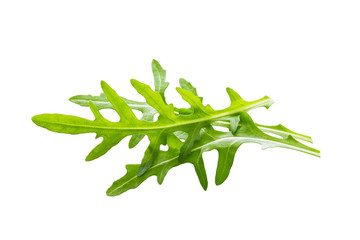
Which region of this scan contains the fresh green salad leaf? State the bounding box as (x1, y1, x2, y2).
(32, 60, 319, 196)
(106, 112, 319, 195)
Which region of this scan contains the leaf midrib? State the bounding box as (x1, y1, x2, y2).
(42, 98, 273, 132)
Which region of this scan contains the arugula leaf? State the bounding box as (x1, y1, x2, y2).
(32, 60, 319, 196)
(33, 79, 272, 169)
(70, 78, 311, 143)
(106, 112, 319, 196)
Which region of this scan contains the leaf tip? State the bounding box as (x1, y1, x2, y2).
(179, 78, 189, 87)
(226, 87, 243, 103)
(215, 178, 223, 186)
(130, 78, 141, 87)
(106, 188, 117, 197)
(100, 80, 111, 93)
(68, 96, 76, 102)
(175, 87, 186, 95)
(31, 114, 46, 127)
(313, 148, 321, 158)
(225, 87, 236, 94)
(128, 142, 136, 149)
(264, 96, 275, 109)
(31, 115, 38, 124)
(157, 176, 164, 185)
(85, 154, 96, 162)
(152, 59, 165, 72)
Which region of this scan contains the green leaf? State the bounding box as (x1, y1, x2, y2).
(70, 93, 310, 143)
(33, 79, 272, 169)
(33, 60, 320, 197)
(152, 59, 169, 103)
(69, 77, 285, 145)
(106, 112, 319, 196)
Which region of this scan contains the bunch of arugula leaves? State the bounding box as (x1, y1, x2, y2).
(32, 60, 320, 196)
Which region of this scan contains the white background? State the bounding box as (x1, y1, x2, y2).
(1, 1, 359, 239)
